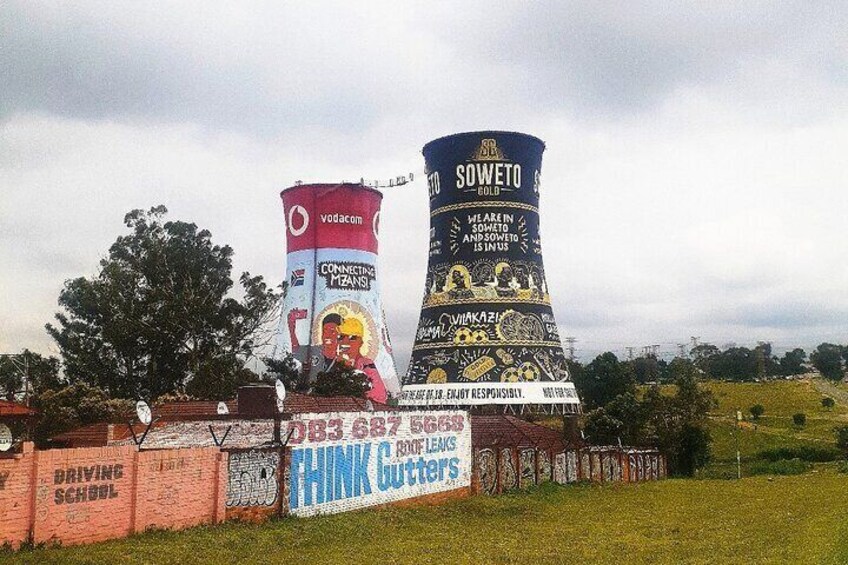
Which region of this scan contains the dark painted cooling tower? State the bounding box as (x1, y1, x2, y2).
(401, 132, 580, 413)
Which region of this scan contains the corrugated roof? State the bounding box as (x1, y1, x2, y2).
(0, 399, 36, 418)
(470, 415, 569, 451)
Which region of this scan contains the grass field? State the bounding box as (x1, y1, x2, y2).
(699, 379, 848, 476)
(5, 468, 848, 565)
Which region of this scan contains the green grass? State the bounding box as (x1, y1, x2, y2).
(704, 379, 847, 419)
(699, 379, 848, 477)
(5, 470, 848, 564)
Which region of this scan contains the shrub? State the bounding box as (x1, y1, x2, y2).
(834, 425, 848, 453)
(748, 459, 810, 476)
(822, 397, 836, 409)
(749, 404, 765, 420)
(792, 413, 806, 427)
(757, 446, 841, 463)
(837, 460, 848, 474)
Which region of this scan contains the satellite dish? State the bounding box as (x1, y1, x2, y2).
(275, 379, 287, 413)
(136, 400, 152, 425)
(217, 401, 229, 416)
(0, 423, 12, 452)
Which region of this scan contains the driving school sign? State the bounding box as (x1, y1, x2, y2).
(286, 410, 471, 516)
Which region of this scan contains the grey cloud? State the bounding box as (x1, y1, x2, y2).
(432, 1, 847, 118)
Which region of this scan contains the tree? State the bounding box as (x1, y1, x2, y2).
(822, 397, 836, 410)
(573, 352, 634, 410)
(262, 354, 307, 393)
(792, 413, 806, 427)
(31, 383, 134, 447)
(46, 206, 280, 400)
(779, 348, 807, 376)
(584, 391, 645, 445)
(312, 364, 371, 398)
(642, 366, 716, 476)
(626, 355, 661, 384)
(750, 404, 765, 420)
(0, 349, 62, 401)
(691, 344, 720, 375)
(811, 343, 845, 382)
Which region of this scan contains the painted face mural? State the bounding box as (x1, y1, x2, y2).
(401, 132, 582, 411)
(277, 183, 399, 403)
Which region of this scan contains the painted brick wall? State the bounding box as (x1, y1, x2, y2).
(112, 420, 275, 450)
(32, 445, 137, 546)
(224, 448, 283, 523)
(0, 444, 228, 548)
(472, 446, 667, 495)
(0, 444, 35, 548)
(134, 448, 227, 532)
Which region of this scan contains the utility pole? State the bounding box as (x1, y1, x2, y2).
(564, 337, 577, 361)
(626, 347, 635, 361)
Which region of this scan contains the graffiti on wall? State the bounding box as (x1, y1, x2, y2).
(52, 464, 123, 505)
(519, 449, 535, 487)
(499, 448, 517, 491)
(538, 451, 551, 483)
(227, 451, 280, 508)
(476, 449, 497, 495)
(287, 411, 471, 517)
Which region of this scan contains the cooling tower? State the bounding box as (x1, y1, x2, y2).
(279, 183, 399, 403)
(401, 132, 580, 413)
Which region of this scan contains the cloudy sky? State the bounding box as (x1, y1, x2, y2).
(2, 1, 846, 367)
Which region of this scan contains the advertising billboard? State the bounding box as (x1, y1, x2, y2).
(279, 183, 400, 403)
(401, 132, 580, 411)
(286, 410, 472, 516)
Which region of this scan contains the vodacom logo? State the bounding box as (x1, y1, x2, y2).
(372, 211, 380, 239)
(288, 205, 309, 237)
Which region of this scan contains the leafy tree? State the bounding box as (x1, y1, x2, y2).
(779, 348, 807, 376)
(710, 347, 758, 382)
(822, 397, 835, 410)
(811, 343, 845, 382)
(0, 349, 62, 401)
(792, 413, 806, 427)
(185, 356, 260, 400)
(626, 355, 661, 384)
(573, 352, 634, 410)
(691, 344, 720, 375)
(31, 383, 134, 447)
(584, 391, 645, 445)
(750, 404, 765, 420)
(583, 409, 625, 446)
(642, 366, 716, 476)
(262, 353, 308, 393)
(46, 206, 280, 400)
(312, 364, 371, 398)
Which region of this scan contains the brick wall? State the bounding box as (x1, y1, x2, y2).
(133, 448, 227, 533)
(33, 445, 138, 546)
(224, 448, 283, 522)
(0, 443, 35, 549)
(0, 443, 227, 548)
(472, 446, 666, 495)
